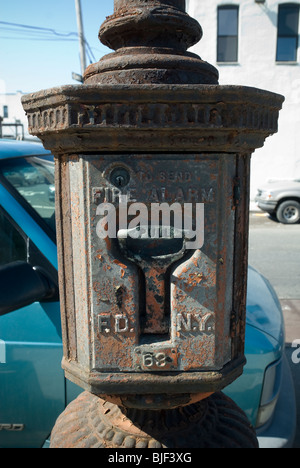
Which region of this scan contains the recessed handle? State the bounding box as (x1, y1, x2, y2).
(117, 225, 187, 268)
(117, 226, 188, 335)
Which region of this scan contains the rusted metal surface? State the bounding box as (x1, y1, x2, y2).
(87, 155, 234, 375)
(21, 0, 284, 398)
(48, 151, 247, 395)
(22, 0, 283, 448)
(34, 145, 273, 398)
(84, 0, 218, 85)
(22, 84, 283, 155)
(50, 391, 259, 448)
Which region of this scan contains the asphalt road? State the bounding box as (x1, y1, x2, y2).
(249, 212, 300, 301)
(249, 212, 300, 448)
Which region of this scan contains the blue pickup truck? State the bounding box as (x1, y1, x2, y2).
(0, 139, 296, 448)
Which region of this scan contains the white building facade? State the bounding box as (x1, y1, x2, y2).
(0, 84, 29, 139)
(188, 0, 300, 199)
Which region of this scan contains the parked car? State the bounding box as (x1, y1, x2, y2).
(0, 140, 296, 448)
(255, 179, 300, 224)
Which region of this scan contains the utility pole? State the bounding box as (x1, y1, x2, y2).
(75, 0, 87, 78)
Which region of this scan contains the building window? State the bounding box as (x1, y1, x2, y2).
(3, 106, 8, 118)
(217, 5, 239, 62)
(276, 3, 299, 62)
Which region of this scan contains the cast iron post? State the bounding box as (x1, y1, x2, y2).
(22, 0, 284, 448)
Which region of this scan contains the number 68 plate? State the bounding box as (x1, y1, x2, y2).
(134, 347, 178, 371)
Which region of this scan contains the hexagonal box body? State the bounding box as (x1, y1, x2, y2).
(22, 85, 283, 396)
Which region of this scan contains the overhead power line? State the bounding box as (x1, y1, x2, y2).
(0, 36, 78, 41)
(0, 21, 78, 38)
(0, 20, 96, 62)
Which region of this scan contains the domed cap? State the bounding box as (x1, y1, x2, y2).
(84, 0, 218, 85)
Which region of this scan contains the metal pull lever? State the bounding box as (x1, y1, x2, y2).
(117, 226, 187, 335)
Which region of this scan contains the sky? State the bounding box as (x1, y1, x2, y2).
(0, 0, 114, 94)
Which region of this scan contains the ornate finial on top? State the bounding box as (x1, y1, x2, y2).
(84, 0, 218, 85)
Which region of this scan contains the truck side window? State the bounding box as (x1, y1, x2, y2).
(0, 210, 27, 266)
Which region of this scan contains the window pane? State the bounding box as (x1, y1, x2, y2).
(217, 6, 238, 62)
(0, 156, 56, 234)
(278, 5, 299, 36)
(0, 211, 26, 266)
(277, 36, 298, 61)
(217, 36, 238, 62)
(218, 7, 238, 36)
(277, 5, 299, 62)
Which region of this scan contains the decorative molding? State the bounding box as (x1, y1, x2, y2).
(22, 85, 283, 153)
(50, 391, 259, 448)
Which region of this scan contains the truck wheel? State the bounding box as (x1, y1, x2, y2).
(276, 200, 300, 224)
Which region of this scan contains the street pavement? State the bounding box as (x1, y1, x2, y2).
(249, 210, 300, 448)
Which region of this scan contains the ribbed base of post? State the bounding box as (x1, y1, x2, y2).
(50, 391, 258, 448)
